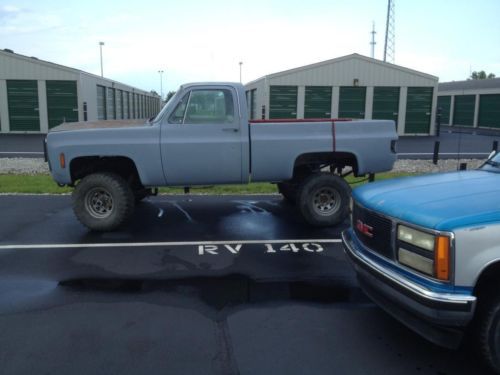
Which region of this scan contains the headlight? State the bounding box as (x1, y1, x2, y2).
(398, 248, 433, 275)
(397, 225, 435, 251)
(397, 225, 451, 281)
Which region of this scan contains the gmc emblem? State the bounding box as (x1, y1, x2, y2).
(356, 220, 374, 238)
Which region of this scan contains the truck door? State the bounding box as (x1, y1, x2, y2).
(160, 86, 243, 185)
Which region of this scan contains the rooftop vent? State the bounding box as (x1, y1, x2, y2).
(30, 56, 38, 60)
(3, 48, 14, 53)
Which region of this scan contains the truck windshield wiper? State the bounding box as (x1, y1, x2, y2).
(484, 159, 500, 168)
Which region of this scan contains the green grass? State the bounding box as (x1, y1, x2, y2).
(0, 172, 418, 194)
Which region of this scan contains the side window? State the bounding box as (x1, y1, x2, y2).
(184, 89, 234, 124)
(169, 93, 190, 124)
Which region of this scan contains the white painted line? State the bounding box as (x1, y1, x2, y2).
(0, 238, 342, 250)
(0, 151, 45, 155)
(398, 152, 489, 156)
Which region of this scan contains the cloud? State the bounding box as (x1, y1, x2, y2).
(0, 6, 62, 35)
(0, 5, 21, 13)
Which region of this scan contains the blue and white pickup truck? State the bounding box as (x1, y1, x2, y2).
(45, 82, 397, 231)
(342, 151, 500, 372)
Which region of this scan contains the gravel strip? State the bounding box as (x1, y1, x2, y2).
(0, 158, 49, 175)
(391, 158, 485, 173)
(0, 157, 487, 176)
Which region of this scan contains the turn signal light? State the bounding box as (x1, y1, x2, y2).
(435, 236, 450, 281)
(59, 153, 66, 169)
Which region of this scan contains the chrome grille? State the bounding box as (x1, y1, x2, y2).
(352, 203, 394, 259)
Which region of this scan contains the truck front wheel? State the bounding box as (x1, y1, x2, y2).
(73, 172, 135, 231)
(478, 295, 500, 373)
(297, 173, 350, 226)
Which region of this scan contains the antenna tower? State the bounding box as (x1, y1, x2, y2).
(383, 0, 395, 63)
(370, 22, 376, 58)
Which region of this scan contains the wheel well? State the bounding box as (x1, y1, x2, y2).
(474, 261, 500, 298)
(292, 152, 358, 179)
(69, 156, 142, 189)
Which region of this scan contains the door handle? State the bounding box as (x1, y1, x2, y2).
(222, 128, 239, 132)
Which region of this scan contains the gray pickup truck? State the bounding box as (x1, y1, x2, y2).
(45, 82, 397, 231)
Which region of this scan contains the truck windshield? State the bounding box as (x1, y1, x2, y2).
(151, 90, 182, 123)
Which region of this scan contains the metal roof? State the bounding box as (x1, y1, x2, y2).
(438, 78, 500, 92)
(0, 48, 157, 95)
(246, 53, 438, 85)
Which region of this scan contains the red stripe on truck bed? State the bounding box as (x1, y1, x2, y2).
(332, 121, 336, 151)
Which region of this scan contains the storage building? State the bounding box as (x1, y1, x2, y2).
(245, 54, 439, 135)
(437, 78, 500, 129)
(0, 49, 161, 134)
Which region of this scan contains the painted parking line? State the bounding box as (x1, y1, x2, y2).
(0, 238, 342, 250)
(0, 151, 45, 155)
(398, 152, 489, 156)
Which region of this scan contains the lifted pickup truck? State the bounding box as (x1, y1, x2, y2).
(342, 151, 500, 373)
(46, 82, 397, 231)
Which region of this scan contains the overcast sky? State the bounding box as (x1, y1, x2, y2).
(1, 0, 499, 96)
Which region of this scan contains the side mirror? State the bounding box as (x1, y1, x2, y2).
(488, 150, 497, 160)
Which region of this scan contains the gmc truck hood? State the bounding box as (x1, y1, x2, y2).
(353, 170, 500, 231)
(49, 119, 149, 132)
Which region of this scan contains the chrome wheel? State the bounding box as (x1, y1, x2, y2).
(85, 187, 113, 219)
(312, 187, 340, 216)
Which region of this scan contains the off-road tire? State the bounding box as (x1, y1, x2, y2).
(477, 294, 500, 373)
(73, 172, 135, 231)
(277, 182, 297, 204)
(296, 173, 351, 226)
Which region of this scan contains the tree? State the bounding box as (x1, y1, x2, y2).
(469, 70, 496, 80)
(165, 91, 176, 102)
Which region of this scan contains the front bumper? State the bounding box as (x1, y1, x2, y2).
(342, 229, 476, 348)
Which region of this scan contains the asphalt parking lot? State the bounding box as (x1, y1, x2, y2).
(0, 194, 491, 374)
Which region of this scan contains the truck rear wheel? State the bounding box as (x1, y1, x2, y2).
(297, 173, 350, 226)
(478, 294, 500, 373)
(73, 172, 135, 231)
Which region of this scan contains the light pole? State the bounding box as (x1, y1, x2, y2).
(158, 70, 164, 100)
(99, 42, 104, 77)
(239, 61, 243, 83)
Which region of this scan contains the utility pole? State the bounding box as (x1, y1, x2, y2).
(158, 70, 164, 100)
(239, 61, 243, 83)
(370, 22, 376, 58)
(383, 0, 395, 63)
(99, 41, 104, 77)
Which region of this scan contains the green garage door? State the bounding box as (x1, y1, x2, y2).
(453, 95, 475, 126)
(107, 88, 115, 119)
(372, 87, 400, 125)
(46, 81, 78, 128)
(305, 86, 332, 119)
(116, 90, 123, 119)
(123, 92, 129, 119)
(437, 95, 451, 125)
(339, 87, 366, 119)
(250, 89, 257, 120)
(478, 94, 500, 129)
(7, 80, 40, 131)
(270, 86, 297, 119)
(96, 85, 106, 120)
(405, 87, 433, 134)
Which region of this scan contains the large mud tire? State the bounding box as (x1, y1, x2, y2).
(73, 172, 135, 231)
(296, 173, 351, 226)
